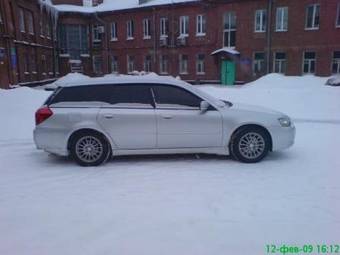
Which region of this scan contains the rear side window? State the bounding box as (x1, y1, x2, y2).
(152, 85, 202, 109)
(48, 84, 153, 108)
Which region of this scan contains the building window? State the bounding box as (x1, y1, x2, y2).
(93, 55, 102, 74)
(179, 16, 189, 37)
(196, 54, 205, 74)
(19, 8, 25, 32)
(255, 9, 267, 32)
(31, 49, 37, 73)
(111, 22, 117, 40)
(46, 20, 51, 38)
(41, 55, 46, 75)
(92, 24, 101, 42)
(127, 20, 134, 39)
(196, 15, 206, 36)
(160, 17, 168, 37)
(83, 0, 93, 6)
(27, 11, 34, 34)
(303, 52, 316, 74)
(336, 4, 340, 27)
(253, 52, 265, 74)
(332, 51, 340, 74)
(276, 7, 288, 31)
(143, 18, 151, 39)
(179, 54, 188, 74)
(144, 55, 152, 72)
(305, 4, 320, 30)
(127, 55, 135, 73)
(160, 55, 168, 74)
(273, 52, 286, 74)
(223, 12, 236, 47)
(111, 56, 118, 73)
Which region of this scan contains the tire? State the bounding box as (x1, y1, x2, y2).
(70, 131, 111, 167)
(230, 127, 270, 163)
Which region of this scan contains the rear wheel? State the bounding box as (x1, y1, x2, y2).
(230, 127, 270, 163)
(70, 132, 111, 167)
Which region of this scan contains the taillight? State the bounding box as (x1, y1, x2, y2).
(35, 106, 53, 125)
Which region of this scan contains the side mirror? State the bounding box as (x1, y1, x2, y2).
(200, 101, 210, 113)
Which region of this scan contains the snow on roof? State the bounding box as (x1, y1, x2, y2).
(53, 0, 199, 13)
(211, 47, 240, 56)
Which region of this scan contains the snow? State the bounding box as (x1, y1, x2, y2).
(53, 0, 199, 13)
(0, 74, 340, 255)
(211, 47, 240, 55)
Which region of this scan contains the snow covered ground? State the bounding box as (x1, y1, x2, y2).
(0, 74, 339, 255)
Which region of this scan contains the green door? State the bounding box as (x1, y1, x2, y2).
(221, 60, 236, 85)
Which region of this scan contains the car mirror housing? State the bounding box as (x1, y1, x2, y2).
(200, 101, 210, 113)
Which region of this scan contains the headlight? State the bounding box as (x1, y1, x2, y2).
(278, 117, 291, 127)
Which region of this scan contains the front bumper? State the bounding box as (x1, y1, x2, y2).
(269, 124, 296, 151)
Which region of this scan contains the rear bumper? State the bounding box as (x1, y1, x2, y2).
(270, 125, 296, 151)
(34, 127, 69, 156)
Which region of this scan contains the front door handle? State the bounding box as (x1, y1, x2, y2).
(162, 115, 173, 119)
(104, 114, 114, 119)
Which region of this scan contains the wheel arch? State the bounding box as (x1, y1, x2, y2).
(67, 128, 113, 151)
(229, 124, 273, 152)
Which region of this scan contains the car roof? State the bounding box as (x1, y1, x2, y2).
(57, 74, 190, 89)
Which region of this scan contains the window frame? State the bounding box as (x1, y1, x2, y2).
(19, 8, 25, 33)
(179, 15, 189, 37)
(223, 11, 237, 47)
(160, 55, 168, 74)
(196, 54, 205, 75)
(127, 55, 135, 74)
(127, 20, 134, 40)
(196, 14, 206, 36)
(254, 9, 267, 33)
(253, 52, 266, 74)
(111, 22, 117, 41)
(143, 18, 151, 39)
(273, 52, 287, 74)
(93, 55, 103, 74)
(331, 51, 340, 74)
(92, 24, 101, 42)
(27, 11, 34, 35)
(111, 56, 118, 73)
(275, 7, 288, 32)
(160, 17, 168, 38)
(179, 54, 189, 74)
(144, 55, 152, 72)
(302, 51, 316, 74)
(305, 4, 320, 30)
(336, 3, 340, 28)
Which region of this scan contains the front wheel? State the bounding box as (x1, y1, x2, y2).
(70, 132, 111, 167)
(230, 127, 270, 163)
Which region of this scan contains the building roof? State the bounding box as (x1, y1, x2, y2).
(51, 0, 200, 13)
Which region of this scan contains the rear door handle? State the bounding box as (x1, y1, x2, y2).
(162, 115, 173, 119)
(104, 114, 114, 119)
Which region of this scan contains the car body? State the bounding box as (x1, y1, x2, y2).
(34, 75, 295, 166)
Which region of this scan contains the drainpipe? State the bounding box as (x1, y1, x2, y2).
(153, 7, 157, 67)
(94, 12, 109, 74)
(266, 0, 273, 74)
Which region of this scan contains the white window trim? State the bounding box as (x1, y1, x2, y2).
(336, 3, 340, 28)
(127, 56, 135, 74)
(127, 20, 134, 40)
(179, 55, 189, 74)
(253, 52, 265, 74)
(255, 9, 266, 33)
(305, 4, 320, 30)
(92, 25, 101, 42)
(111, 22, 118, 41)
(179, 16, 189, 37)
(223, 12, 237, 48)
(111, 56, 118, 73)
(302, 51, 316, 74)
(160, 17, 168, 38)
(273, 52, 287, 73)
(143, 18, 151, 40)
(196, 55, 205, 75)
(196, 14, 206, 36)
(275, 7, 288, 32)
(160, 55, 168, 74)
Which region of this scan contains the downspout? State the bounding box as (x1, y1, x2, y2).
(152, 7, 157, 68)
(94, 12, 109, 74)
(266, 0, 273, 74)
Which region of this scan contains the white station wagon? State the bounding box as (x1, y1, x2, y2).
(34, 75, 295, 166)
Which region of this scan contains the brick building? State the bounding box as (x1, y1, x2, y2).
(0, 0, 58, 89)
(1, 0, 340, 88)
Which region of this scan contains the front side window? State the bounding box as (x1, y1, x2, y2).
(111, 22, 117, 40)
(179, 16, 189, 36)
(305, 4, 320, 30)
(152, 85, 202, 109)
(196, 14, 206, 36)
(253, 52, 265, 74)
(143, 18, 151, 39)
(179, 54, 188, 74)
(127, 20, 134, 39)
(27, 11, 34, 34)
(255, 9, 267, 32)
(160, 17, 168, 37)
(93, 55, 102, 74)
(332, 51, 340, 74)
(223, 11, 236, 47)
(144, 55, 152, 72)
(276, 7, 288, 31)
(127, 55, 135, 73)
(273, 52, 287, 74)
(111, 56, 118, 73)
(19, 8, 25, 32)
(196, 54, 205, 74)
(303, 52, 316, 74)
(160, 55, 168, 74)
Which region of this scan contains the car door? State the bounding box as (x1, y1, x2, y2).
(152, 84, 223, 149)
(97, 84, 157, 149)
